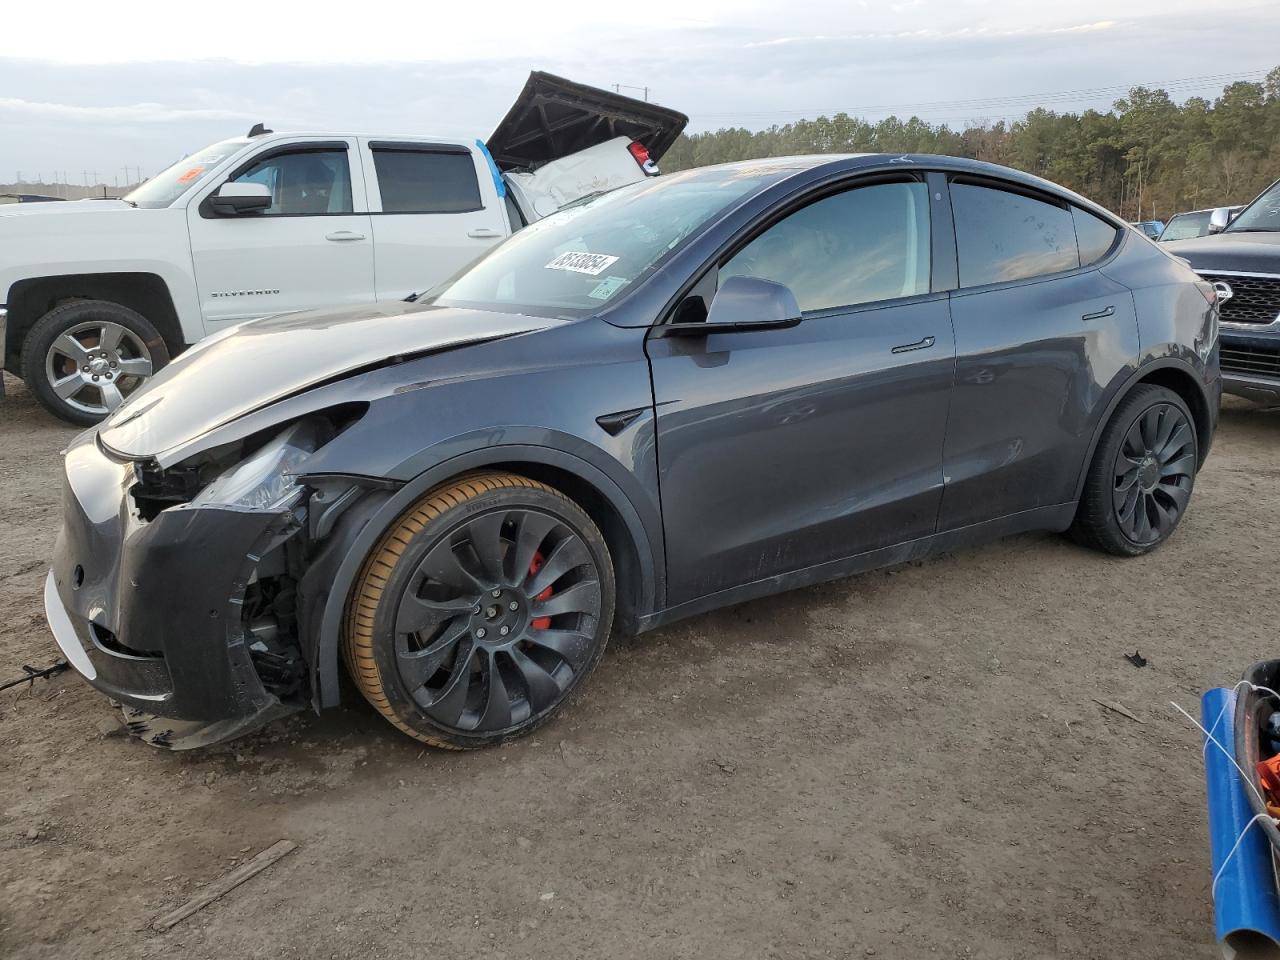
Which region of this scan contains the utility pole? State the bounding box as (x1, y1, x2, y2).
(612, 82, 650, 102)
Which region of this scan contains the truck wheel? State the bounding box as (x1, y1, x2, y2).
(20, 300, 170, 426)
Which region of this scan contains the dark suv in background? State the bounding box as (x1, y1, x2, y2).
(1165, 178, 1280, 402)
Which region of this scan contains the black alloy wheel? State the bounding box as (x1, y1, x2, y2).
(1111, 401, 1195, 545)
(345, 473, 614, 749)
(1070, 383, 1199, 556)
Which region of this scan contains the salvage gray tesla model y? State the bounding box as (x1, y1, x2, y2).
(45, 154, 1222, 750)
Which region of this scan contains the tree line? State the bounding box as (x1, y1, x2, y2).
(662, 68, 1280, 222)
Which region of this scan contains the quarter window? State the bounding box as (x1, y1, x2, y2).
(1072, 206, 1120, 264)
(720, 181, 932, 313)
(371, 148, 482, 214)
(233, 148, 353, 215)
(951, 182, 1078, 287)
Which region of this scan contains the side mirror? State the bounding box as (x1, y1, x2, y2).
(208, 181, 272, 216)
(663, 276, 802, 337)
(1208, 207, 1234, 235)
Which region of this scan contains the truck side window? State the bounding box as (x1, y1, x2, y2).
(371, 148, 483, 214)
(233, 149, 353, 216)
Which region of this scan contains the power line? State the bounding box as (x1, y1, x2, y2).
(692, 68, 1272, 124)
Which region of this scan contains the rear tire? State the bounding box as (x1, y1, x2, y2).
(343, 472, 615, 750)
(1069, 384, 1198, 556)
(21, 299, 169, 426)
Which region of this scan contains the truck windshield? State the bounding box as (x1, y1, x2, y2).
(1226, 180, 1280, 234)
(429, 166, 777, 318)
(123, 138, 248, 209)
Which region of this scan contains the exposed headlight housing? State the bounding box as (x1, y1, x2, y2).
(190, 420, 319, 510)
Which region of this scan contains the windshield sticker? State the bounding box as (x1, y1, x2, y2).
(175, 166, 207, 184)
(545, 251, 620, 276)
(588, 276, 629, 300)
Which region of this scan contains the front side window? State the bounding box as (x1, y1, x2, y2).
(1226, 180, 1280, 234)
(372, 148, 482, 214)
(720, 181, 931, 313)
(232, 148, 353, 215)
(952, 182, 1078, 287)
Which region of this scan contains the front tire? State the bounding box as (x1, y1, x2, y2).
(20, 299, 169, 426)
(1069, 384, 1198, 556)
(344, 472, 615, 749)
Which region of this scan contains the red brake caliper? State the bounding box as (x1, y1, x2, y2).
(529, 551, 552, 630)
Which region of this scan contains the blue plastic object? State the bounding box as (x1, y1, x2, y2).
(475, 139, 506, 199)
(1202, 687, 1280, 958)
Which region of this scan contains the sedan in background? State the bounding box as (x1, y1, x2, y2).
(1158, 206, 1245, 242)
(45, 154, 1221, 752)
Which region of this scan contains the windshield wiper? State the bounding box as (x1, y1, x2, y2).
(403, 291, 420, 303)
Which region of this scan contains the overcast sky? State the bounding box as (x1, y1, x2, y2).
(1, 0, 1276, 186)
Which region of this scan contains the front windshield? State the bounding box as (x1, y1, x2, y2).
(1160, 212, 1211, 241)
(123, 138, 248, 209)
(430, 167, 778, 318)
(1227, 180, 1280, 233)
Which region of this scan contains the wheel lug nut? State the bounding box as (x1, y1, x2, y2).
(499, 625, 509, 636)
(109, 361, 117, 368)
(491, 589, 502, 598)
(475, 627, 487, 639)
(81, 365, 89, 372)
(92, 374, 99, 381)
(472, 605, 482, 615)
(105, 373, 113, 380)
(509, 601, 519, 611)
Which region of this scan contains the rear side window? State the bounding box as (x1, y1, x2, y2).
(951, 182, 1078, 287)
(720, 180, 931, 313)
(1072, 207, 1119, 264)
(371, 148, 482, 214)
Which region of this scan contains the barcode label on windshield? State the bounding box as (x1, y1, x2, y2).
(545, 252, 620, 276)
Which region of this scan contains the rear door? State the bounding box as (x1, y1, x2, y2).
(647, 175, 956, 605)
(938, 177, 1136, 530)
(187, 138, 375, 325)
(359, 140, 508, 302)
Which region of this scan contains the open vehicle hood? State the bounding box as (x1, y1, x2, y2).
(98, 302, 556, 459)
(1164, 231, 1280, 273)
(487, 71, 687, 171)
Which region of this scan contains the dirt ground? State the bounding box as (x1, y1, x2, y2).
(1, 373, 1275, 960)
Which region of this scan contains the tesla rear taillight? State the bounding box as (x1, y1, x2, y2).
(628, 141, 651, 166)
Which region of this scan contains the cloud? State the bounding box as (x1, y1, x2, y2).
(746, 20, 1119, 47)
(0, 97, 258, 124)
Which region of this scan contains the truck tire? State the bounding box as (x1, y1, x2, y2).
(21, 299, 170, 426)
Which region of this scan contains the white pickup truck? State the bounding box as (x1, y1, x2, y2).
(0, 73, 686, 424)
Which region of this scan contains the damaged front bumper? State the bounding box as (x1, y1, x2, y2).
(45, 431, 305, 749)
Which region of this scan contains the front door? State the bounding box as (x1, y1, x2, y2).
(187, 138, 375, 326)
(648, 178, 956, 606)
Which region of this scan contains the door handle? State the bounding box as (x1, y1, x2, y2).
(1082, 305, 1115, 321)
(891, 335, 935, 354)
(325, 230, 365, 241)
(467, 228, 502, 239)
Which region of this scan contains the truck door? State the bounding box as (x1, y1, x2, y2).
(187, 138, 375, 325)
(358, 140, 510, 302)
